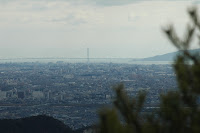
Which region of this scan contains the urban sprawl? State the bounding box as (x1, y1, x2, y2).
(0, 62, 177, 129)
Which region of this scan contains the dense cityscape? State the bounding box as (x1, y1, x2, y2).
(0, 61, 177, 129)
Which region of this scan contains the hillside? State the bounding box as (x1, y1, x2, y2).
(136, 49, 200, 61)
(0, 115, 74, 133)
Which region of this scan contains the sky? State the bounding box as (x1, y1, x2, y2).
(0, 0, 199, 58)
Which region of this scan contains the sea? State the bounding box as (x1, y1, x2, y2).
(0, 58, 172, 64)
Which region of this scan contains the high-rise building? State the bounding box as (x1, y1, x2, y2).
(87, 48, 89, 63)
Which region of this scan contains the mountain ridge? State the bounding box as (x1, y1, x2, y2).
(0, 115, 74, 133)
(135, 48, 200, 61)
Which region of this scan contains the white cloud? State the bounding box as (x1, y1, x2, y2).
(0, 0, 106, 28)
(0, 0, 198, 58)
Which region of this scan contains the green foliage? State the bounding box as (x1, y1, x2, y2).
(99, 84, 146, 133)
(99, 7, 200, 133)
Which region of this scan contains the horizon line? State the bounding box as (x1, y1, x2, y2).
(0, 57, 139, 60)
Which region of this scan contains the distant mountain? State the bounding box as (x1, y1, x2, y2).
(136, 49, 200, 61)
(0, 115, 74, 133)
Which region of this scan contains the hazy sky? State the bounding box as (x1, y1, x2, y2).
(0, 0, 199, 58)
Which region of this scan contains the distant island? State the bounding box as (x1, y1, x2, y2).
(134, 48, 200, 61)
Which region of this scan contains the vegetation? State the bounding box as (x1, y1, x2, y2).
(0, 115, 74, 133)
(99, 7, 200, 133)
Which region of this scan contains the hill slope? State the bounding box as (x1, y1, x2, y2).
(137, 49, 200, 61)
(0, 115, 74, 133)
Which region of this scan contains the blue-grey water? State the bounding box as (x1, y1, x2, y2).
(0, 58, 172, 64)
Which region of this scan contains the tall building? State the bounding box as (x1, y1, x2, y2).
(87, 48, 89, 63)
